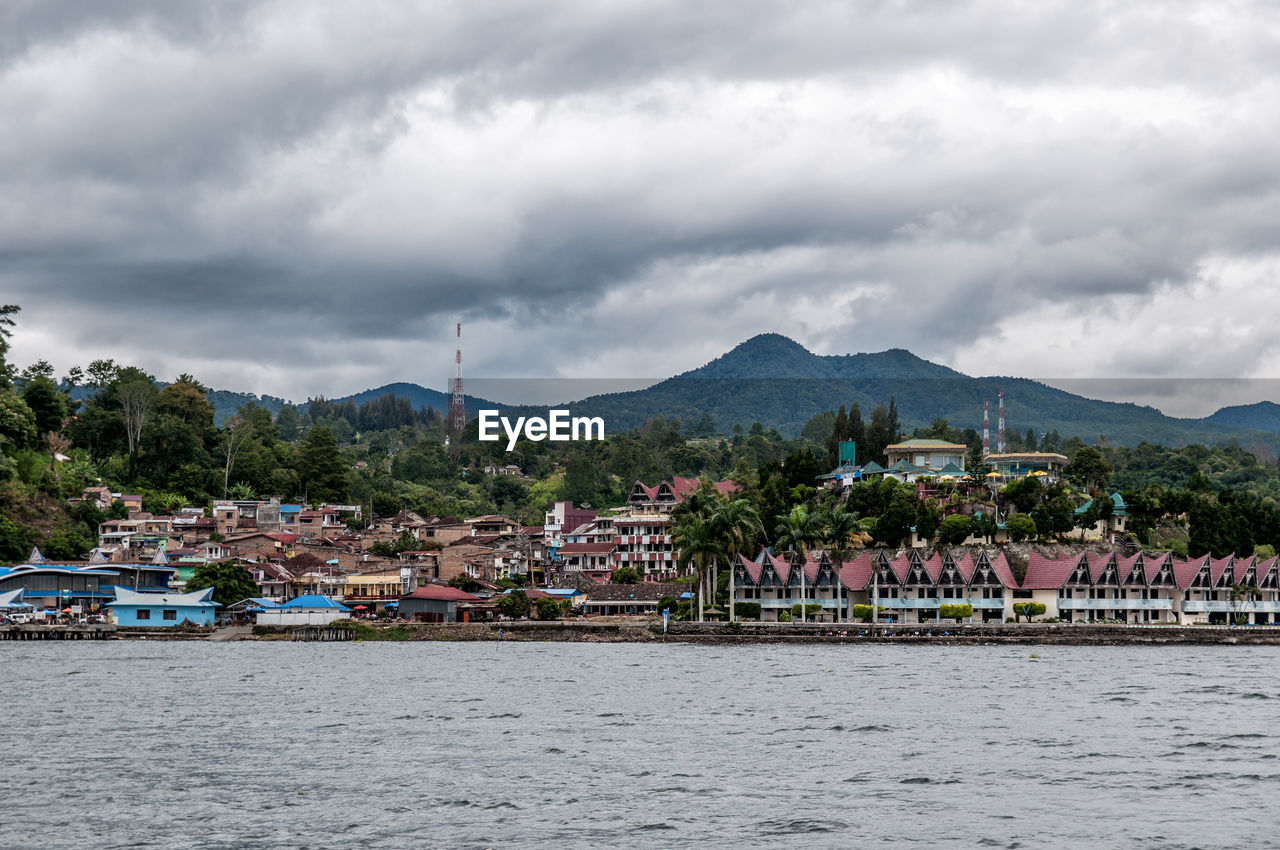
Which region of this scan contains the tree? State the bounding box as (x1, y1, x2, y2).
(1229, 583, 1262, 625)
(497, 590, 531, 619)
(612, 565, 641, 584)
(775, 504, 823, 623)
(672, 511, 722, 622)
(0, 304, 19, 389)
(710, 497, 764, 621)
(22, 376, 66, 434)
(938, 514, 973, 546)
(219, 416, 255, 499)
(914, 503, 941, 543)
(1006, 514, 1037, 542)
(1067, 445, 1112, 490)
(114, 369, 158, 461)
(1012, 601, 1047, 622)
(185, 560, 259, 607)
(536, 597, 567, 620)
(295, 426, 348, 502)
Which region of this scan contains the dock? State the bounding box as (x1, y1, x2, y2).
(0, 624, 117, 641)
(291, 625, 355, 642)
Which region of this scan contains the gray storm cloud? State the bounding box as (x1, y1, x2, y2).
(3, 0, 1280, 406)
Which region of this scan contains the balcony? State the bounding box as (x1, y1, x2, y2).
(1059, 598, 1173, 611)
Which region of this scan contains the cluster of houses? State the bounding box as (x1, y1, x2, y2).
(731, 548, 1280, 626)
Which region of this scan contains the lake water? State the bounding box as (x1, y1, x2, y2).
(2, 642, 1278, 849)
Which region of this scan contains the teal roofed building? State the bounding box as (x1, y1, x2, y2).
(255, 594, 350, 626)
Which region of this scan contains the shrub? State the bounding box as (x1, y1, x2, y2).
(1012, 602, 1047, 622)
(735, 602, 762, 620)
(789, 603, 823, 619)
(778, 611, 793, 622)
(938, 603, 973, 622)
(851, 603, 888, 622)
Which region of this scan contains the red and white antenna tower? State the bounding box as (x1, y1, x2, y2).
(982, 399, 990, 458)
(993, 389, 1003, 455)
(449, 322, 466, 435)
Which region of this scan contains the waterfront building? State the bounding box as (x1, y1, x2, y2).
(582, 582, 686, 616)
(612, 477, 739, 581)
(398, 585, 482, 622)
(106, 586, 218, 626)
(254, 594, 351, 626)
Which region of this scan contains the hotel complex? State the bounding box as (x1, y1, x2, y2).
(732, 549, 1280, 626)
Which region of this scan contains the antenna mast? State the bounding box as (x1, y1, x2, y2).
(982, 399, 990, 458)
(449, 322, 466, 436)
(993, 391, 1003, 458)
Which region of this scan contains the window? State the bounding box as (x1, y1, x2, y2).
(137, 609, 151, 620)
(163, 610, 177, 621)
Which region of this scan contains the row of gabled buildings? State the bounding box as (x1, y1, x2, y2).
(731, 548, 1280, 626)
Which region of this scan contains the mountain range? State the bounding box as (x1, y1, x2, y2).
(200, 334, 1280, 452)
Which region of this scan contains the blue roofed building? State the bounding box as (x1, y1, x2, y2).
(107, 586, 219, 626)
(254, 594, 351, 626)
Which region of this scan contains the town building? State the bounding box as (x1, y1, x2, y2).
(107, 586, 218, 627)
(398, 585, 483, 622)
(255, 594, 351, 626)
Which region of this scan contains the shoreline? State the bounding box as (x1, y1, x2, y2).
(9, 621, 1280, 645)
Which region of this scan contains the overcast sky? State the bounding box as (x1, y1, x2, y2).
(4, 1, 1280, 416)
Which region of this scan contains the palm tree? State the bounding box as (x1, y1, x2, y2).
(43, 431, 70, 492)
(710, 498, 764, 622)
(672, 512, 723, 622)
(775, 505, 823, 622)
(820, 505, 861, 622)
(1229, 583, 1262, 626)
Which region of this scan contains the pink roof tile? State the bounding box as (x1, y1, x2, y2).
(839, 553, 874, 591)
(1086, 553, 1115, 583)
(1117, 553, 1144, 585)
(1172, 555, 1209, 590)
(922, 553, 944, 583)
(952, 553, 977, 583)
(1209, 556, 1234, 586)
(1232, 555, 1257, 584)
(1021, 553, 1079, 589)
(738, 553, 763, 584)
(888, 554, 912, 584)
(987, 553, 1017, 588)
(1257, 557, 1278, 585)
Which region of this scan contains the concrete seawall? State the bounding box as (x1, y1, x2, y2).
(237, 620, 1280, 645)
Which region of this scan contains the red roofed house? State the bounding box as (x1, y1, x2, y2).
(399, 584, 482, 622)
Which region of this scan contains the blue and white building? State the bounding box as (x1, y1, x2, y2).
(107, 586, 219, 626)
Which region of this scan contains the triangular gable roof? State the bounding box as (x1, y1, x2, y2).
(888, 554, 913, 584)
(27, 547, 45, 565)
(738, 553, 763, 584)
(1231, 555, 1257, 585)
(1172, 555, 1210, 589)
(950, 552, 977, 583)
(1209, 556, 1234, 586)
(985, 552, 1018, 588)
(278, 594, 351, 611)
(1086, 553, 1117, 584)
(0, 588, 32, 609)
(1117, 553, 1144, 585)
(88, 549, 109, 565)
(839, 552, 874, 591)
(936, 461, 965, 476)
(1021, 553, 1080, 589)
(108, 586, 219, 608)
(1256, 557, 1279, 586)
(769, 553, 794, 585)
(922, 553, 945, 583)
(860, 462, 886, 474)
(150, 548, 170, 565)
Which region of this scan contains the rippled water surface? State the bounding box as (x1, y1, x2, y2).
(3, 642, 1279, 848)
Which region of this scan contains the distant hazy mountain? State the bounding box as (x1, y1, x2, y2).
(1205, 401, 1280, 433)
(192, 334, 1280, 451)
